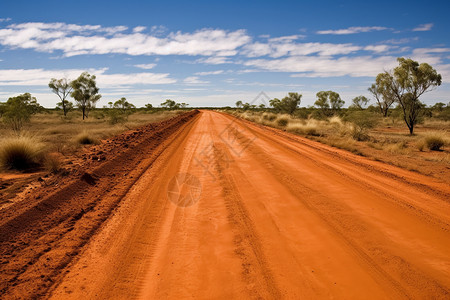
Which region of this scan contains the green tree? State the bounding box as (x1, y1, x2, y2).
(369, 74, 396, 117)
(70, 72, 101, 120)
(161, 99, 178, 109)
(3, 93, 42, 132)
(56, 100, 74, 113)
(315, 91, 343, 116)
(432, 102, 446, 112)
(144, 103, 153, 110)
(378, 58, 442, 134)
(235, 100, 243, 108)
(114, 97, 136, 115)
(49, 78, 73, 116)
(350, 95, 369, 110)
(269, 93, 301, 115)
(269, 98, 282, 113)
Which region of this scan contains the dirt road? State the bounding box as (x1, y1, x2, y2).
(2, 110, 449, 299)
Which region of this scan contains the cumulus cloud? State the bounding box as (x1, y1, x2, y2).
(244, 55, 398, 77)
(134, 63, 156, 69)
(364, 45, 392, 53)
(242, 41, 362, 57)
(0, 68, 176, 86)
(196, 56, 232, 64)
(0, 22, 251, 57)
(317, 26, 389, 35)
(183, 76, 209, 85)
(194, 70, 224, 75)
(133, 26, 146, 33)
(413, 23, 433, 32)
(0, 18, 11, 22)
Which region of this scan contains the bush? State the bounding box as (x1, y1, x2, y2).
(345, 111, 379, 141)
(277, 117, 289, 127)
(74, 131, 98, 145)
(425, 135, 445, 151)
(0, 136, 45, 170)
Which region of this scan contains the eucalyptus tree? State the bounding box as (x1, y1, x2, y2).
(315, 91, 344, 116)
(70, 72, 101, 120)
(375, 58, 442, 134)
(350, 95, 369, 110)
(368, 74, 396, 117)
(49, 78, 73, 116)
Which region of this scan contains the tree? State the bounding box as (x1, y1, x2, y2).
(269, 98, 281, 112)
(106, 97, 136, 124)
(0, 102, 7, 118)
(235, 100, 243, 108)
(315, 91, 343, 116)
(268, 93, 302, 115)
(258, 103, 266, 109)
(144, 103, 153, 110)
(350, 95, 369, 110)
(2, 93, 42, 132)
(369, 74, 396, 117)
(114, 97, 136, 115)
(161, 99, 178, 109)
(49, 78, 73, 116)
(70, 72, 101, 120)
(432, 102, 446, 112)
(377, 58, 442, 134)
(56, 100, 74, 113)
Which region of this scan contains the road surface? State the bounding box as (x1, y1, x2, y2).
(2, 110, 450, 299)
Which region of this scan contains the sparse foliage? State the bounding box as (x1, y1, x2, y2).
(369, 77, 396, 117)
(315, 91, 344, 116)
(49, 78, 73, 116)
(376, 58, 442, 134)
(70, 72, 101, 120)
(350, 95, 369, 110)
(269, 92, 302, 115)
(2, 93, 42, 132)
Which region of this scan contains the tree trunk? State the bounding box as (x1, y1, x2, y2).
(409, 123, 414, 135)
(63, 101, 67, 116)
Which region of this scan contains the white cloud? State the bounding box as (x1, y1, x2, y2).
(382, 37, 419, 44)
(317, 26, 389, 35)
(194, 70, 224, 75)
(244, 55, 398, 77)
(183, 76, 209, 85)
(133, 26, 146, 33)
(242, 41, 362, 57)
(196, 56, 232, 64)
(413, 23, 433, 32)
(267, 35, 305, 42)
(134, 63, 156, 69)
(0, 68, 176, 86)
(364, 45, 392, 53)
(0, 22, 251, 57)
(0, 18, 11, 22)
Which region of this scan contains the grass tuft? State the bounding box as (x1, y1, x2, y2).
(276, 117, 289, 127)
(74, 131, 99, 145)
(424, 135, 445, 151)
(0, 135, 45, 170)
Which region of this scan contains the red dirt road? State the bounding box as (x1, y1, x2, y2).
(2, 110, 450, 299)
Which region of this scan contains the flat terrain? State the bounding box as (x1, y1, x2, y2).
(1, 110, 449, 299)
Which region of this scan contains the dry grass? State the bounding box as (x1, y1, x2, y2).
(226, 109, 450, 180)
(423, 133, 446, 151)
(0, 135, 46, 170)
(0, 109, 184, 171)
(74, 131, 99, 145)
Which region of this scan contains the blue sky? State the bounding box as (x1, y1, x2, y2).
(0, 0, 449, 108)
